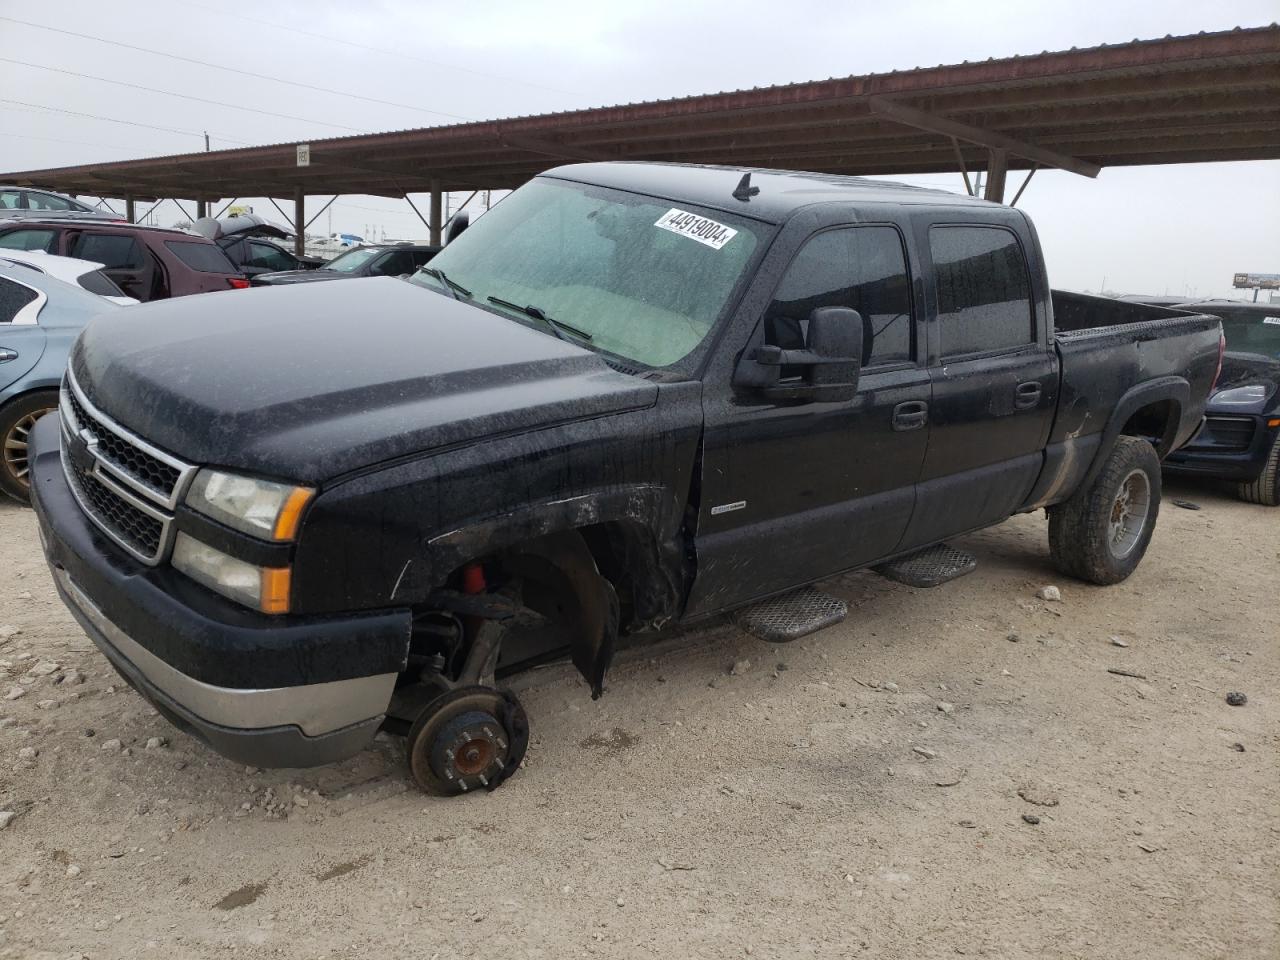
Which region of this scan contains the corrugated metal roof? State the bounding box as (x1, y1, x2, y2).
(3, 24, 1277, 199)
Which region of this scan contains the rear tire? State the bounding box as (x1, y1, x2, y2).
(1048, 436, 1162, 585)
(0, 391, 59, 505)
(1236, 434, 1280, 506)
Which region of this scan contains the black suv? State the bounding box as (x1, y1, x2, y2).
(1162, 299, 1280, 504)
(250, 243, 438, 286)
(192, 214, 323, 279)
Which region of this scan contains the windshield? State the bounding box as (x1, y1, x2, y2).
(1222, 315, 1280, 359)
(409, 178, 764, 368)
(324, 247, 381, 273)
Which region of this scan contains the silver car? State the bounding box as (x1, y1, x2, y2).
(0, 185, 122, 223)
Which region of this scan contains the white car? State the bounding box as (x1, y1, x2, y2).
(0, 249, 138, 306)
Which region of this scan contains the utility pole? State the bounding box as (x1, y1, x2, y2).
(204, 131, 210, 152)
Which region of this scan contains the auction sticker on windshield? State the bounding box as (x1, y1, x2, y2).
(1264, 317, 1280, 325)
(654, 209, 738, 250)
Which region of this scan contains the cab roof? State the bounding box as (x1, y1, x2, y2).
(543, 161, 991, 223)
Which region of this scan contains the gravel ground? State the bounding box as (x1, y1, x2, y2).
(0, 477, 1276, 959)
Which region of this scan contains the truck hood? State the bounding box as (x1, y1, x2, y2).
(70, 278, 657, 482)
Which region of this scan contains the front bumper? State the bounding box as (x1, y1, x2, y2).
(1164, 414, 1277, 481)
(27, 414, 411, 768)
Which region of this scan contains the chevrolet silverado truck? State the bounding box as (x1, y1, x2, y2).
(28, 163, 1224, 795)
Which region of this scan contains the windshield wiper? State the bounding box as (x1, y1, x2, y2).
(419, 267, 472, 300)
(486, 296, 593, 343)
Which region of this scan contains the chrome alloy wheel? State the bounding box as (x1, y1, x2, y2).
(1107, 468, 1152, 559)
(2, 406, 53, 491)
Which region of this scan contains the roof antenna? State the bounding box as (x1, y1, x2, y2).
(732, 172, 760, 202)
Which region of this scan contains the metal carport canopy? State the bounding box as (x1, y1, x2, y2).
(3, 24, 1278, 202)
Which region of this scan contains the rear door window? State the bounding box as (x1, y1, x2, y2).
(0, 191, 23, 211)
(930, 226, 1034, 358)
(0, 229, 58, 252)
(0, 277, 40, 323)
(26, 191, 75, 211)
(71, 233, 143, 269)
(164, 240, 239, 274)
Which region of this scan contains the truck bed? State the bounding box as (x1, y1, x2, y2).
(1051, 288, 1215, 338)
(1021, 290, 1224, 511)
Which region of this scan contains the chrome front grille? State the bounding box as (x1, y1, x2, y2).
(59, 371, 197, 565)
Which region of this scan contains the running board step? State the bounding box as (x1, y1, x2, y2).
(875, 543, 976, 588)
(734, 587, 848, 643)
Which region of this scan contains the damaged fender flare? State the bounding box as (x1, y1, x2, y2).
(502, 531, 620, 699)
(423, 486, 685, 626)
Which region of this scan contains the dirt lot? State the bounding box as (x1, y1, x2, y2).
(0, 477, 1276, 960)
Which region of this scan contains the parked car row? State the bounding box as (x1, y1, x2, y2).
(18, 161, 1236, 800)
(3, 188, 441, 298)
(250, 241, 438, 286)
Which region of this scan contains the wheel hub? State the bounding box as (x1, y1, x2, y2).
(406, 687, 529, 795)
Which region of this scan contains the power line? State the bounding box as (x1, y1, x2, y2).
(174, 0, 577, 97)
(4, 130, 141, 152)
(2, 58, 368, 133)
(0, 15, 475, 123)
(0, 98, 250, 144)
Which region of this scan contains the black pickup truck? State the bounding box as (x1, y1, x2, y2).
(28, 163, 1223, 795)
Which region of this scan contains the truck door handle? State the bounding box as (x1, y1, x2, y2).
(0, 348, 17, 363)
(892, 400, 929, 431)
(1015, 382, 1042, 410)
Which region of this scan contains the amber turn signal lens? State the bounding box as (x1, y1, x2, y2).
(1269, 419, 1280, 429)
(272, 487, 314, 541)
(259, 567, 292, 615)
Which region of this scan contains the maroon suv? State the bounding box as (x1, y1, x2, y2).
(0, 219, 249, 301)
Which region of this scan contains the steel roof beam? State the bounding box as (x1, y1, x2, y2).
(867, 96, 1100, 177)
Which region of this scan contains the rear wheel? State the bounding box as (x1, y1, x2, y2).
(1236, 434, 1280, 506)
(1048, 436, 1162, 585)
(0, 391, 58, 504)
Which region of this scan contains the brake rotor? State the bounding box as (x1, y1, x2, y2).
(406, 686, 529, 795)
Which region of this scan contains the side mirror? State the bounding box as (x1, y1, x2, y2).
(735, 306, 864, 402)
(444, 211, 470, 245)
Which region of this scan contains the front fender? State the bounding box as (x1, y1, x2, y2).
(421, 484, 681, 598)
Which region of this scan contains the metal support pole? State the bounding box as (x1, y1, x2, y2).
(951, 138, 974, 197)
(137, 198, 164, 224)
(428, 179, 442, 246)
(304, 195, 338, 230)
(1009, 164, 1040, 208)
(196, 200, 208, 219)
(983, 149, 1008, 204)
(293, 188, 305, 257)
(125, 196, 136, 223)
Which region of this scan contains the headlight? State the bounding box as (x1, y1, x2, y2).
(1211, 384, 1271, 407)
(172, 533, 291, 614)
(186, 469, 313, 540)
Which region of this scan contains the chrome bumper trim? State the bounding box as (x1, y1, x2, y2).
(55, 567, 395, 737)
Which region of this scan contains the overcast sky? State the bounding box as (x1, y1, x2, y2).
(2, 0, 1277, 298)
